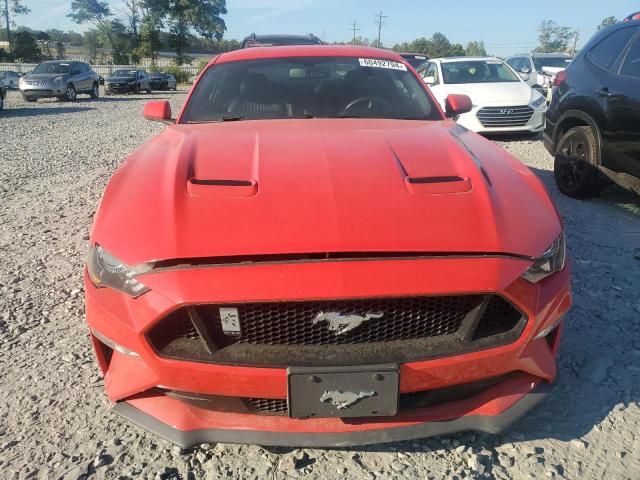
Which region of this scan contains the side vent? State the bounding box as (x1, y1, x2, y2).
(405, 176, 471, 194)
(187, 178, 258, 198)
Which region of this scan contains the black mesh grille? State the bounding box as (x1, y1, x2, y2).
(199, 296, 477, 346)
(147, 294, 525, 366)
(247, 398, 288, 414)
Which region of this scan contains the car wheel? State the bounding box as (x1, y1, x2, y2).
(0, 95, 3, 110)
(146, 87, 152, 94)
(554, 126, 605, 199)
(134, 84, 140, 94)
(90, 82, 100, 99)
(65, 84, 77, 102)
(22, 93, 37, 103)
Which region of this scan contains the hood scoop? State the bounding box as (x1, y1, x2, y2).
(405, 175, 472, 194)
(188, 178, 258, 198)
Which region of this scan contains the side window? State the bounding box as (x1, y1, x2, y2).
(425, 63, 439, 84)
(588, 27, 638, 70)
(620, 38, 640, 78)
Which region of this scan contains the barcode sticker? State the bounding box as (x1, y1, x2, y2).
(359, 58, 407, 71)
(220, 307, 241, 336)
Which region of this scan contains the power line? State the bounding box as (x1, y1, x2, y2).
(350, 21, 360, 45)
(374, 10, 388, 48)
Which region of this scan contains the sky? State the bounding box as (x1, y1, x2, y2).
(19, 0, 640, 56)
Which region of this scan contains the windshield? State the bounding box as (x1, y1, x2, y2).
(181, 57, 439, 123)
(441, 60, 519, 84)
(534, 57, 572, 68)
(112, 70, 137, 77)
(32, 63, 70, 74)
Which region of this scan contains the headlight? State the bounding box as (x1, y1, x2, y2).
(87, 244, 151, 297)
(521, 233, 566, 283)
(530, 94, 546, 109)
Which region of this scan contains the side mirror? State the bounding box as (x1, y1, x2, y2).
(424, 76, 436, 85)
(143, 100, 174, 124)
(444, 94, 472, 118)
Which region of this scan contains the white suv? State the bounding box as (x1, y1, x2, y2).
(506, 53, 573, 99)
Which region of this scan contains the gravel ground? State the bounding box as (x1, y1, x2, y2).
(0, 89, 639, 480)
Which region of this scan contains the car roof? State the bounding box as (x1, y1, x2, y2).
(214, 45, 406, 65)
(431, 56, 504, 63)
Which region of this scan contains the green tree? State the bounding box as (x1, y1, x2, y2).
(11, 30, 42, 62)
(2, 0, 30, 52)
(83, 29, 101, 62)
(166, 0, 227, 65)
(465, 40, 487, 56)
(68, 0, 119, 58)
(535, 20, 575, 53)
(597, 16, 618, 30)
(393, 33, 464, 58)
(55, 41, 66, 59)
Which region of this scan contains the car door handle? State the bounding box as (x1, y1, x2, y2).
(596, 87, 614, 97)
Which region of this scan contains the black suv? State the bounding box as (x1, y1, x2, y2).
(544, 13, 640, 198)
(241, 33, 323, 48)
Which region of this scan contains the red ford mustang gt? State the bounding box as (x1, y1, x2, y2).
(85, 45, 571, 447)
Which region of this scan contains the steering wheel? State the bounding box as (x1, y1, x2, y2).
(339, 96, 392, 116)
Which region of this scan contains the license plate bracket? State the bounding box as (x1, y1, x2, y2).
(287, 364, 399, 419)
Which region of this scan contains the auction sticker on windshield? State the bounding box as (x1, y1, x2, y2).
(359, 58, 407, 71)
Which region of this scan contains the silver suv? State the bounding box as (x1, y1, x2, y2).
(19, 61, 100, 102)
(506, 53, 573, 98)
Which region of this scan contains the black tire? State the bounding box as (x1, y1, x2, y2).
(90, 82, 100, 99)
(146, 86, 152, 94)
(22, 93, 37, 103)
(134, 83, 140, 94)
(554, 126, 605, 199)
(0, 95, 4, 111)
(64, 84, 77, 102)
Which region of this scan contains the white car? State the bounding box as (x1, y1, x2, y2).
(418, 57, 547, 134)
(0, 71, 21, 89)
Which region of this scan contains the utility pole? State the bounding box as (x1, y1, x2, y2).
(3, 0, 11, 52)
(375, 10, 388, 48)
(350, 21, 360, 45)
(570, 30, 580, 56)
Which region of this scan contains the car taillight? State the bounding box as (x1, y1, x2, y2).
(554, 70, 567, 87)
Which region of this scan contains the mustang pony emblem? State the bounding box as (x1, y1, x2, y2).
(312, 311, 384, 335)
(320, 390, 376, 409)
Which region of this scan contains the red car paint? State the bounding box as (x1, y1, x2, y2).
(85, 45, 571, 446)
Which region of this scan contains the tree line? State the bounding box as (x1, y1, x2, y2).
(1, 0, 230, 64)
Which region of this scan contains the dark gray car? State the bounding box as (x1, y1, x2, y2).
(19, 61, 100, 102)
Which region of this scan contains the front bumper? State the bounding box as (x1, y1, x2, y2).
(20, 84, 66, 98)
(114, 375, 555, 447)
(105, 83, 135, 94)
(85, 256, 571, 446)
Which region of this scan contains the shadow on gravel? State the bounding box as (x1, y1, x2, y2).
(483, 132, 544, 142)
(1, 106, 96, 117)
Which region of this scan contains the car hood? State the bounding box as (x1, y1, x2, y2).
(438, 82, 534, 106)
(92, 119, 561, 265)
(23, 73, 66, 81)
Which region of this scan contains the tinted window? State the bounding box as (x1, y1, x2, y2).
(32, 63, 70, 74)
(621, 38, 640, 78)
(441, 60, 519, 84)
(112, 70, 137, 77)
(533, 56, 572, 68)
(588, 27, 637, 70)
(181, 56, 440, 122)
(507, 57, 528, 72)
